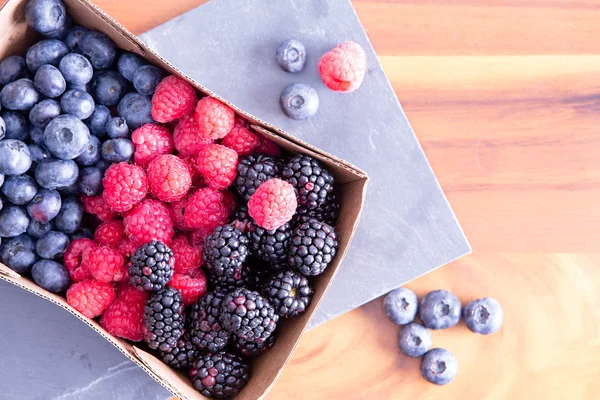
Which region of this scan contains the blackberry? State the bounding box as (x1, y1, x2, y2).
(220, 288, 278, 343)
(234, 154, 280, 201)
(189, 351, 250, 399)
(282, 154, 334, 209)
(296, 192, 340, 225)
(202, 225, 249, 278)
(211, 264, 251, 292)
(143, 287, 185, 351)
(229, 205, 251, 233)
(232, 334, 276, 357)
(189, 291, 231, 352)
(247, 221, 293, 266)
(129, 240, 175, 292)
(288, 219, 339, 276)
(158, 335, 200, 370)
(246, 263, 275, 292)
(264, 270, 313, 318)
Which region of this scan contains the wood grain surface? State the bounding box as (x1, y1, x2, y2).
(9, 0, 600, 398)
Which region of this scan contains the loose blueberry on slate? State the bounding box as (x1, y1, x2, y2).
(29, 99, 61, 128)
(29, 126, 45, 144)
(93, 70, 128, 107)
(1, 175, 38, 205)
(65, 25, 89, 52)
(117, 92, 154, 130)
(74, 135, 101, 166)
(419, 290, 462, 330)
(27, 188, 61, 223)
(31, 259, 70, 293)
(101, 138, 134, 163)
(0, 234, 39, 274)
(78, 166, 103, 197)
(0, 56, 28, 86)
(383, 287, 419, 325)
(0, 139, 32, 175)
(54, 197, 83, 234)
(0, 206, 30, 238)
(84, 104, 110, 138)
(117, 51, 146, 81)
(28, 143, 52, 167)
(397, 322, 432, 358)
(276, 39, 307, 73)
(34, 159, 79, 190)
(78, 31, 116, 70)
(133, 65, 162, 96)
(25, 39, 69, 73)
(27, 219, 54, 239)
(463, 297, 503, 335)
(420, 348, 458, 385)
(1, 110, 30, 141)
(105, 116, 129, 138)
(60, 89, 95, 120)
(33, 64, 66, 98)
(36, 230, 70, 259)
(44, 114, 90, 159)
(45, 14, 72, 41)
(0, 79, 40, 111)
(280, 83, 319, 120)
(59, 52, 93, 85)
(0, 116, 5, 140)
(24, 0, 67, 36)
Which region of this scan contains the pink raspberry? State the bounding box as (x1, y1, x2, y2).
(183, 187, 230, 231)
(188, 228, 208, 250)
(197, 144, 238, 190)
(318, 41, 366, 92)
(82, 246, 125, 283)
(81, 194, 117, 221)
(102, 162, 148, 212)
(64, 238, 97, 282)
(152, 75, 197, 123)
(171, 234, 202, 275)
(169, 193, 192, 231)
(67, 279, 116, 318)
(248, 178, 297, 230)
(167, 272, 207, 306)
(222, 190, 238, 213)
(131, 123, 174, 167)
(114, 238, 137, 282)
(221, 125, 259, 156)
(255, 134, 281, 157)
(124, 199, 175, 246)
(180, 154, 204, 185)
(173, 114, 213, 156)
(94, 219, 125, 248)
(100, 285, 148, 341)
(147, 154, 192, 202)
(194, 97, 235, 140)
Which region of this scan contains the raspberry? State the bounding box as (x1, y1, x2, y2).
(222, 190, 238, 213)
(81, 194, 117, 221)
(114, 238, 137, 282)
(180, 154, 204, 184)
(194, 97, 235, 140)
(146, 155, 192, 202)
(221, 125, 259, 156)
(64, 238, 97, 282)
(188, 228, 208, 250)
(131, 123, 174, 167)
(197, 144, 238, 190)
(171, 234, 203, 275)
(102, 162, 148, 212)
(124, 199, 175, 246)
(94, 219, 125, 248)
(100, 285, 148, 341)
(169, 193, 192, 231)
(152, 75, 197, 123)
(67, 279, 116, 318)
(168, 272, 207, 306)
(248, 178, 297, 230)
(318, 41, 367, 92)
(254, 134, 281, 157)
(183, 188, 231, 232)
(173, 114, 213, 156)
(82, 246, 124, 283)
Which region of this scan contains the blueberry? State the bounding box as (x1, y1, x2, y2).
(65, 25, 89, 52)
(463, 297, 503, 335)
(78, 31, 116, 70)
(75, 134, 101, 166)
(34, 159, 78, 190)
(0, 79, 40, 111)
(0, 139, 32, 175)
(45, 13, 71, 40)
(0, 234, 38, 274)
(280, 83, 319, 120)
(33, 65, 65, 98)
(1, 175, 38, 205)
(31, 259, 70, 293)
(277, 39, 307, 73)
(420, 348, 458, 385)
(44, 114, 90, 159)
(78, 166, 103, 197)
(59, 181, 79, 197)
(93, 70, 128, 107)
(69, 226, 93, 241)
(0, 56, 28, 86)
(29, 126, 45, 144)
(0, 174, 4, 189)
(133, 65, 162, 96)
(101, 138, 134, 163)
(0, 206, 29, 237)
(27, 219, 54, 239)
(84, 104, 110, 137)
(54, 197, 83, 233)
(29, 99, 61, 128)
(117, 92, 154, 130)
(67, 82, 92, 93)
(95, 158, 110, 173)
(1, 110, 30, 141)
(383, 287, 418, 325)
(419, 290, 462, 330)
(35, 230, 70, 259)
(117, 52, 146, 81)
(60, 89, 95, 120)
(28, 143, 52, 167)
(24, 0, 67, 36)
(59, 53, 93, 86)
(397, 323, 432, 358)
(26, 39, 69, 73)
(105, 116, 129, 138)
(26, 188, 61, 222)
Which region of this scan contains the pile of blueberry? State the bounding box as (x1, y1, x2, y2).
(383, 288, 503, 385)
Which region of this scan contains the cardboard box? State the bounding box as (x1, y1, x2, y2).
(0, 0, 368, 399)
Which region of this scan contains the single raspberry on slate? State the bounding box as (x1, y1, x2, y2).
(131, 123, 174, 167)
(94, 219, 125, 248)
(82, 245, 124, 283)
(183, 187, 231, 232)
(152, 75, 197, 123)
(318, 41, 367, 93)
(168, 272, 207, 306)
(146, 154, 192, 202)
(248, 178, 297, 230)
(194, 97, 235, 140)
(102, 162, 148, 212)
(81, 194, 118, 221)
(254, 134, 281, 157)
(221, 125, 259, 156)
(173, 114, 213, 156)
(100, 285, 148, 341)
(197, 144, 238, 190)
(171, 234, 203, 275)
(124, 199, 175, 246)
(64, 238, 97, 282)
(67, 279, 116, 318)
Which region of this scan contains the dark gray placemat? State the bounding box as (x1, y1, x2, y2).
(141, 0, 471, 328)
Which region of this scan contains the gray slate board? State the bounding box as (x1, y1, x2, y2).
(141, 0, 471, 328)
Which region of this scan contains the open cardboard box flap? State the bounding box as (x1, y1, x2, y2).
(0, 0, 368, 398)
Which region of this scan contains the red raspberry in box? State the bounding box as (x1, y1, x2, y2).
(147, 154, 192, 202)
(168, 272, 207, 306)
(248, 178, 297, 230)
(235, 115, 249, 128)
(173, 114, 213, 156)
(197, 144, 238, 190)
(103, 162, 148, 212)
(152, 75, 197, 123)
(82, 246, 124, 283)
(131, 123, 174, 167)
(180, 154, 204, 185)
(194, 97, 235, 140)
(318, 41, 366, 93)
(188, 228, 208, 250)
(81, 194, 117, 221)
(100, 285, 148, 341)
(221, 125, 259, 156)
(94, 219, 125, 248)
(64, 238, 97, 282)
(124, 199, 175, 246)
(169, 193, 192, 231)
(67, 279, 116, 318)
(183, 187, 230, 231)
(222, 190, 238, 213)
(255, 134, 281, 157)
(114, 238, 138, 282)
(171, 234, 202, 275)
